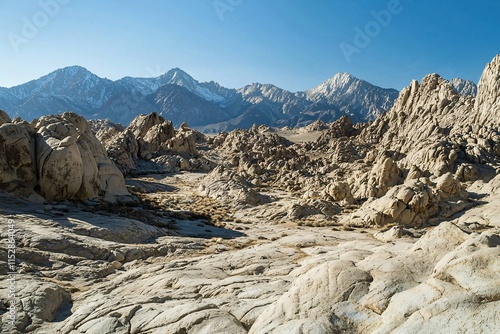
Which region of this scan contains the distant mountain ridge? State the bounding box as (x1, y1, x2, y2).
(0, 66, 476, 132)
(449, 78, 478, 96)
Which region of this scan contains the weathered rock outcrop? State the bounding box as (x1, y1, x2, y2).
(34, 113, 130, 202)
(100, 112, 207, 174)
(359, 56, 500, 180)
(201, 56, 500, 227)
(343, 173, 471, 228)
(249, 222, 500, 333)
(105, 129, 139, 174)
(199, 166, 271, 208)
(127, 112, 176, 159)
(350, 156, 402, 199)
(0, 112, 130, 202)
(0, 277, 71, 332)
(360, 74, 472, 176)
(473, 54, 500, 126)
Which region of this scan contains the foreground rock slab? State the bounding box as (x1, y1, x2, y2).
(1, 173, 498, 334)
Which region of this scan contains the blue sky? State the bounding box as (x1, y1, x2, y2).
(0, 0, 499, 91)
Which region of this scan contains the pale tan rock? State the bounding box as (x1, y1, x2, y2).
(373, 226, 403, 243)
(35, 112, 130, 202)
(473, 54, 500, 127)
(455, 163, 480, 181)
(2, 56, 500, 334)
(343, 177, 472, 228)
(106, 129, 139, 174)
(166, 127, 199, 157)
(250, 260, 373, 334)
(89, 118, 125, 145)
(351, 156, 401, 199)
(0, 277, 71, 332)
(324, 180, 354, 204)
(199, 166, 271, 208)
(432, 231, 500, 299)
(105, 113, 204, 174)
(435, 172, 465, 197)
(127, 112, 175, 159)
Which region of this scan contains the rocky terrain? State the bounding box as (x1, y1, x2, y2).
(0, 56, 499, 334)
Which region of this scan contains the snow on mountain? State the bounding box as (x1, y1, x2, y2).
(238, 83, 296, 104)
(236, 83, 308, 116)
(150, 84, 230, 126)
(115, 77, 160, 95)
(1, 66, 407, 131)
(8, 66, 117, 119)
(156, 68, 233, 104)
(304, 73, 399, 121)
(449, 78, 478, 96)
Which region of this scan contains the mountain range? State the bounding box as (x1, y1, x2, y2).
(0, 66, 476, 132)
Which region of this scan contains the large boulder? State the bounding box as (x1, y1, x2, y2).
(34, 112, 130, 202)
(127, 112, 176, 159)
(250, 260, 373, 333)
(250, 223, 500, 334)
(0, 120, 37, 198)
(166, 122, 199, 157)
(0, 277, 71, 333)
(324, 179, 354, 204)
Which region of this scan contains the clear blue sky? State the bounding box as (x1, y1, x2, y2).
(0, 0, 499, 91)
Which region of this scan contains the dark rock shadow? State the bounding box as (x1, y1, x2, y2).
(53, 298, 73, 323)
(173, 219, 245, 239)
(1, 187, 245, 243)
(125, 178, 178, 193)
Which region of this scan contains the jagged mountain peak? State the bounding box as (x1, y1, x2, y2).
(154, 68, 229, 103)
(305, 72, 399, 121)
(311, 72, 362, 91)
(160, 68, 196, 85)
(449, 78, 477, 96)
(33, 65, 110, 89)
(319, 72, 392, 92)
(324, 72, 357, 85)
(236, 83, 303, 110)
(306, 72, 397, 102)
(8, 65, 94, 90)
(238, 82, 285, 94)
(55, 65, 91, 75)
(40, 65, 106, 86)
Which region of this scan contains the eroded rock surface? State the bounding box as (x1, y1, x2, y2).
(1, 178, 497, 334)
(1, 56, 500, 333)
(0, 112, 130, 203)
(96, 112, 211, 175)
